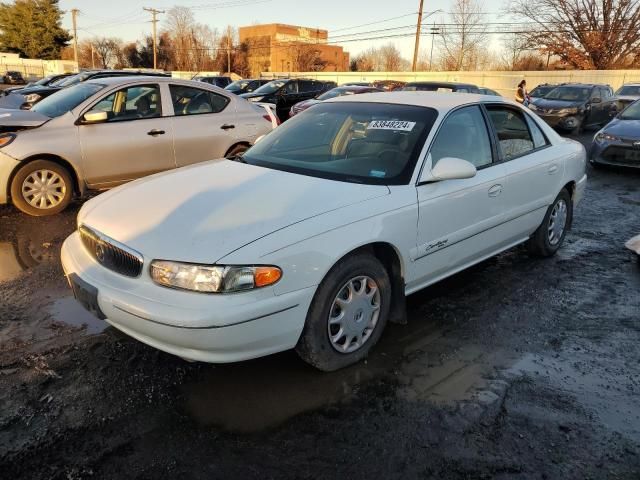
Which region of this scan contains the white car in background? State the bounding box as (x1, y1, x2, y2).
(0, 76, 274, 216)
(61, 92, 587, 371)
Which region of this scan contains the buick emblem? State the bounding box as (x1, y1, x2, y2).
(95, 243, 106, 262)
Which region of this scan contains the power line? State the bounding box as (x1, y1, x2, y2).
(143, 7, 165, 70)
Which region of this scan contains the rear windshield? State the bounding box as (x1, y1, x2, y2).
(243, 102, 437, 185)
(32, 83, 105, 118)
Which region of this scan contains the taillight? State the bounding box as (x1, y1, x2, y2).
(263, 113, 281, 126)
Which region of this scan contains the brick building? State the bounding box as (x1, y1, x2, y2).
(239, 24, 349, 76)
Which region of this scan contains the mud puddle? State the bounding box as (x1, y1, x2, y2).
(48, 296, 108, 334)
(0, 238, 55, 283)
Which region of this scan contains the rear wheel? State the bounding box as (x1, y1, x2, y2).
(224, 144, 249, 159)
(10, 160, 73, 216)
(296, 253, 391, 371)
(527, 189, 573, 257)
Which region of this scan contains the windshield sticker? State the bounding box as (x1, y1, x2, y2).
(369, 170, 386, 177)
(367, 120, 416, 131)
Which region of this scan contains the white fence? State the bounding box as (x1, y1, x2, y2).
(260, 70, 640, 96)
(0, 57, 78, 80)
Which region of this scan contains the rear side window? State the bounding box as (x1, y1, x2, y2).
(525, 115, 549, 149)
(430, 106, 493, 168)
(169, 85, 229, 116)
(486, 107, 535, 160)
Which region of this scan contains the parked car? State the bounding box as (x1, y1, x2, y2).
(0, 70, 170, 110)
(403, 81, 480, 93)
(528, 83, 561, 105)
(612, 83, 640, 111)
(373, 80, 406, 91)
(626, 234, 640, 263)
(589, 99, 640, 169)
(528, 83, 617, 133)
(3, 71, 26, 85)
(60, 92, 586, 371)
(224, 78, 270, 95)
(289, 85, 382, 117)
(240, 78, 337, 121)
(341, 82, 373, 87)
(478, 87, 501, 96)
(0, 76, 273, 216)
(0, 73, 74, 96)
(194, 76, 233, 88)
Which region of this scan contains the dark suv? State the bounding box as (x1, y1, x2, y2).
(3, 71, 26, 85)
(194, 76, 233, 88)
(0, 70, 170, 110)
(239, 78, 337, 121)
(529, 83, 617, 133)
(403, 81, 479, 93)
(224, 78, 271, 95)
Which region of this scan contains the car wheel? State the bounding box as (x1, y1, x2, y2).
(10, 160, 73, 216)
(296, 253, 392, 371)
(224, 144, 249, 159)
(527, 188, 573, 257)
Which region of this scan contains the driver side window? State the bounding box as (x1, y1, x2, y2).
(429, 106, 493, 168)
(90, 85, 161, 122)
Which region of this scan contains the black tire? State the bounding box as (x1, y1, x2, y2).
(224, 144, 249, 159)
(10, 160, 73, 216)
(296, 253, 392, 372)
(527, 189, 573, 257)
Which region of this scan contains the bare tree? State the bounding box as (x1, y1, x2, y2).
(92, 37, 121, 68)
(440, 0, 488, 70)
(289, 44, 328, 71)
(349, 44, 408, 71)
(164, 6, 197, 70)
(512, 0, 640, 69)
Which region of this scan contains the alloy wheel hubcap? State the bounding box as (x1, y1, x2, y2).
(327, 275, 381, 354)
(21, 169, 66, 209)
(548, 199, 568, 246)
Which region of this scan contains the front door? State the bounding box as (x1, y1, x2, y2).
(79, 83, 175, 187)
(168, 84, 239, 167)
(410, 105, 508, 291)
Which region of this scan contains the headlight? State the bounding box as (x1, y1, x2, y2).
(595, 132, 620, 143)
(247, 96, 264, 103)
(23, 93, 41, 103)
(150, 260, 282, 293)
(0, 133, 16, 148)
(558, 107, 579, 115)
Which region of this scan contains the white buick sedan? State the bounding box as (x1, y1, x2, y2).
(61, 93, 587, 371)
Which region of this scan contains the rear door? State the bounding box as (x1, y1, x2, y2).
(485, 104, 562, 239)
(168, 83, 239, 166)
(79, 83, 175, 186)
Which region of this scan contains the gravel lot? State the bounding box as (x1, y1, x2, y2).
(0, 133, 639, 479)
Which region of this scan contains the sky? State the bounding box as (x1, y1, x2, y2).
(58, 0, 508, 60)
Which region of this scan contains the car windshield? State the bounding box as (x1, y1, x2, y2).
(225, 80, 250, 90)
(619, 101, 640, 120)
(545, 86, 590, 101)
(49, 75, 73, 87)
(32, 83, 105, 118)
(243, 102, 437, 185)
(615, 85, 640, 96)
(252, 80, 287, 95)
(530, 86, 556, 97)
(317, 88, 359, 100)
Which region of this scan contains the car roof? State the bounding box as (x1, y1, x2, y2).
(406, 81, 477, 88)
(327, 91, 514, 112)
(83, 76, 222, 87)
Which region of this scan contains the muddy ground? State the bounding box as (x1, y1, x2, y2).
(1, 133, 639, 479)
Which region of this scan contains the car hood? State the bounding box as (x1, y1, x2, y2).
(614, 95, 640, 103)
(602, 118, 640, 137)
(79, 160, 390, 264)
(0, 108, 50, 127)
(533, 98, 585, 109)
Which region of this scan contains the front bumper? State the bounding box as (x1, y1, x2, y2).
(61, 231, 316, 363)
(536, 113, 583, 130)
(0, 151, 20, 204)
(590, 140, 640, 168)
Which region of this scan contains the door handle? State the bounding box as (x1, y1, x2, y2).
(221, 124, 235, 130)
(147, 129, 165, 136)
(548, 164, 559, 175)
(488, 184, 503, 197)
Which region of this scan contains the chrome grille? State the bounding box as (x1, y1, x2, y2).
(79, 225, 143, 278)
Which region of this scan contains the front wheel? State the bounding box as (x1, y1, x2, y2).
(296, 253, 391, 371)
(10, 160, 73, 216)
(527, 189, 573, 257)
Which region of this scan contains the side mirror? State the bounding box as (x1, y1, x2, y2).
(421, 157, 477, 183)
(81, 110, 108, 124)
(591, 97, 602, 104)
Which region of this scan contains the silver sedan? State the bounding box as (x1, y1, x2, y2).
(0, 76, 273, 216)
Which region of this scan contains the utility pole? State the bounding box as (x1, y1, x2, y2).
(71, 9, 79, 67)
(412, 0, 425, 72)
(143, 7, 165, 70)
(429, 24, 439, 71)
(227, 26, 232, 73)
(91, 43, 95, 69)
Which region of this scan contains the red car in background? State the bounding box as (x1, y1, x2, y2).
(289, 85, 383, 117)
